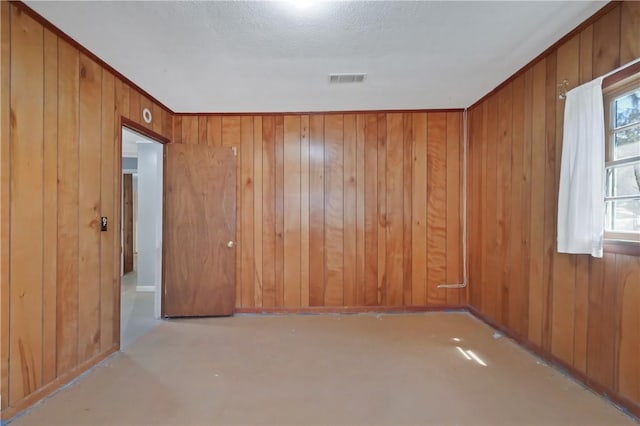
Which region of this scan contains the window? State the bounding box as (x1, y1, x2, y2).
(604, 75, 640, 243)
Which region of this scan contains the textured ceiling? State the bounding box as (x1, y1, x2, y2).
(26, 1, 606, 112)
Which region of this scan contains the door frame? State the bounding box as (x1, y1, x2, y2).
(115, 116, 170, 348)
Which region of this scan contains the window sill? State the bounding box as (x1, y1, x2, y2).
(604, 239, 640, 256)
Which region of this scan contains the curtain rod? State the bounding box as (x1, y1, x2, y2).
(559, 57, 640, 100)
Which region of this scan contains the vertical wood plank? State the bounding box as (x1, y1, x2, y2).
(275, 116, 285, 306)
(386, 113, 404, 306)
(198, 116, 208, 145)
(253, 116, 263, 307)
(574, 26, 593, 374)
(0, 1, 10, 408)
(283, 115, 301, 307)
(309, 115, 325, 306)
(222, 116, 242, 306)
(519, 69, 533, 339)
(496, 86, 513, 324)
(9, 7, 44, 403)
(173, 115, 183, 145)
(528, 59, 547, 346)
(343, 114, 357, 306)
(56, 39, 80, 377)
(469, 106, 484, 309)
(240, 116, 254, 308)
(620, 2, 640, 64)
(324, 114, 344, 306)
(616, 255, 640, 402)
(592, 5, 621, 77)
(551, 35, 580, 365)
(151, 103, 162, 136)
(402, 113, 413, 306)
(42, 28, 58, 384)
(426, 113, 447, 305)
(261, 116, 276, 307)
(100, 71, 115, 352)
(208, 116, 222, 146)
(483, 96, 498, 317)
(77, 54, 102, 362)
(411, 113, 428, 306)
(446, 112, 461, 305)
(355, 115, 366, 306)
(508, 75, 525, 336)
(541, 51, 557, 352)
(587, 255, 617, 389)
(300, 115, 310, 307)
(377, 114, 387, 305)
(128, 87, 140, 125)
(364, 114, 378, 306)
(182, 116, 198, 145)
(112, 79, 123, 347)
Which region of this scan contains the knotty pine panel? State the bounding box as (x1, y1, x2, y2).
(467, 2, 640, 416)
(0, 3, 172, 417)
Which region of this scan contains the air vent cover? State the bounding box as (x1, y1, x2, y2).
(329, 73, 367, 83)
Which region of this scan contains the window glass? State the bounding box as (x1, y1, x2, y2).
(605, 77, 640, 243)
(614, 89, 640, 128)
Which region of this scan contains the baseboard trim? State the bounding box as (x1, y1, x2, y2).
(1, 346, 119, 421)
(235, 305, 467, 314)
(466, 306, 640, 421)
(135, 285, 156, 292)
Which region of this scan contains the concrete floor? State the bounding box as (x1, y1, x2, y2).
(120, 271, 159, 348)
(11, 313, 636, 425)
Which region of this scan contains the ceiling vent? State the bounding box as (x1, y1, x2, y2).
(329, 73, 367, 84)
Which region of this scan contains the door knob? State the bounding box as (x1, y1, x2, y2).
(227, 241, 235, 248)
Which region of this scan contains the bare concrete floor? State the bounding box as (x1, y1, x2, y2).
(120, 271, 159, 349)
(11, 313, 636, 425)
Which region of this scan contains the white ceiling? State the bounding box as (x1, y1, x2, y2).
(27, 1, 606, 112)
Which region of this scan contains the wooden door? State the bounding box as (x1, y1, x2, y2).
(122, 173, 134, 274)
(163, 144, 236, 317)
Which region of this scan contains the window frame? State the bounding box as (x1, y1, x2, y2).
(602, 71, 640, 255)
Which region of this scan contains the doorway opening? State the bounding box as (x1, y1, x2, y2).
(120, 126, 163, 348)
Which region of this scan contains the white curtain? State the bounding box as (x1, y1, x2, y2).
(557, 77, 605, 258)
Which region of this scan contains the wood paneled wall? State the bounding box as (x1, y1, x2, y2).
(467, 2, 640, 415)
(173, 112, 466, 310)
(0, 3, 172, 417)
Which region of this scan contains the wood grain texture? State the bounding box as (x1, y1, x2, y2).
(240, 116, 254, 307)
(467, 2, 640, 416)
(78, 54, 102, 362)
(445, 112, 461, 305)
(411, 113, 427, 306)
(56, 38, 80, 377)
(620, 2, 640, 64)
(343, 114, 357, 306)
(0, 2, 10, 409)
(173, 111, 464, 312)
(364, 114, 378, 306)
(262, 116, 276, 307)
(426, 113, 447, 305)
(9, 6, 44, 404)
(1, 3, 173, 416)
(386, 113, 404, 306)
(253, 116, 264, 307)
(283, 116, 301, 307)
(122, 174, 134, 274)
(42, 28, 58, 385)
(324, 114, 344, 306)
(308, 114, 325, 306)
(163, 145, 236, 317)
(99, 70, 115, 353)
